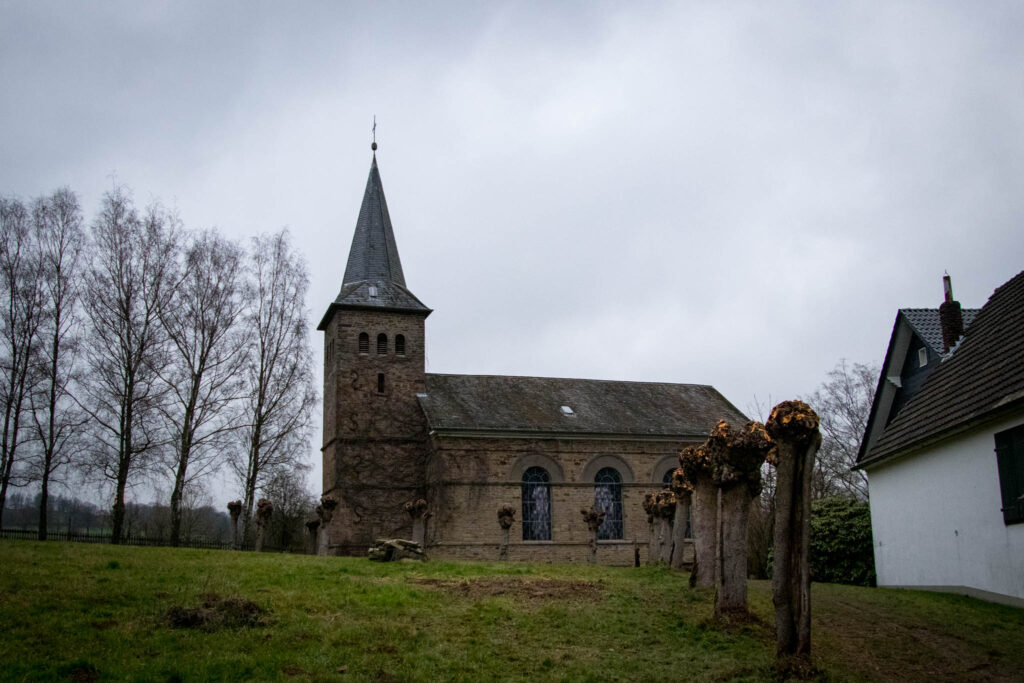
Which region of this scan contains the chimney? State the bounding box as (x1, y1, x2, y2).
(939, 273, 964, 353)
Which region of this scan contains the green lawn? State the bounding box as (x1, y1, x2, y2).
(1, 541, 1022, 682)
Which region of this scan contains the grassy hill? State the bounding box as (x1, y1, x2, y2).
(1, 540, 1022, 682)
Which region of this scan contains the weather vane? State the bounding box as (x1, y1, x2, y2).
(372, 116, 377, 152)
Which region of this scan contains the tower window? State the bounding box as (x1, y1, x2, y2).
(358, 332, 369, 354)
(377, 373, 385, 393)
(395, 334, 406, 356)
(377, 333, 387, 354)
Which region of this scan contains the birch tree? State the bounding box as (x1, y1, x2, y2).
(160, 230, 247, 546)
(81, 189, 178, 543)
(28, 189, 87, 539)
(0, 196, 43, 527)
(232, 230, 316, 541)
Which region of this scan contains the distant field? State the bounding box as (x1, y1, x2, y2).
(1, 541, 1022, 682)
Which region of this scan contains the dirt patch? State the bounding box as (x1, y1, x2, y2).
(407, 577, 603, 603)
(166, 593, 270, 630)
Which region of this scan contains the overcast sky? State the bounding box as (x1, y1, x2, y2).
(3, 2, 1023, 507)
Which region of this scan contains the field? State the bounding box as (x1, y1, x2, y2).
(1, 541, 1022, 682)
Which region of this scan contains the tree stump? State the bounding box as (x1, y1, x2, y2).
(669, 468, 693, 570)
(316, 495, 338, 556)
(305, 518, 320, 554)
(254, 498, 273, 552)
(642, 493, 658, 565)
(707, 420, 772, 619)
(403, 498, 431, 547)
(679, 444, 716, 587)
(580, 507, 606, 564)
(497, 506, 516, 561)
(226, 500, 242, 550)
(655, 490, 676, 565)
(766, 400, 821, 674)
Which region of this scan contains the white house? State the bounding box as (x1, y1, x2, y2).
(856, 271, 1024, 608)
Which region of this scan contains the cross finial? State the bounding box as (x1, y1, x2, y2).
(372, 116, 377, 152)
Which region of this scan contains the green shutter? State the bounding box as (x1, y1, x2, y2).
(995, 426, 1024, 525)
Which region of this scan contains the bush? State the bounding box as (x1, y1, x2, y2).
(810, 497, 875, 586)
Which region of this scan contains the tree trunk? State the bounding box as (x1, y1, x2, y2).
(647, 519, 657, 564)
(670, 493, 691, 569)
(659, 516, 674, 564)
(37, 471, 50, 540)
(412, 518, 426, 546)
(715, 484, 754, 617)
(773, 437, 817, 664)
(111, 464, 129, 544)
(690, 478, 717, 587)
(499, 527, 509, 561)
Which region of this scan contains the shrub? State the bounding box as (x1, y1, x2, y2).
(810, 497, 875, 586)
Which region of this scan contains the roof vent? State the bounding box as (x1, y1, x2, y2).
(368, 285, 378, 297)
(560, 405, 575, 416)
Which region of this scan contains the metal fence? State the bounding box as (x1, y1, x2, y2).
(0, 527, 245, 551)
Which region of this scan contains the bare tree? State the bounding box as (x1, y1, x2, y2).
(81, 188, 178, 543)
(231, 230, 316, 541)
(802, 359, 876, 499)
(0, 196, 44, 527)
(27, 189, 87, 540)
(159, 230, 247, 546)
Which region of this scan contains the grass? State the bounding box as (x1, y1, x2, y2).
(1, 541, 1023, 682)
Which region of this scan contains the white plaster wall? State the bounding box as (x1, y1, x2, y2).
(866, 413, 1024, 602)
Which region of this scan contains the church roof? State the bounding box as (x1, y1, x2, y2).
(419, 374, 747, 438)
(319, 154, 429, 329)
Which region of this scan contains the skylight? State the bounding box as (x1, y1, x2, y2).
(560, 405, 574, 416)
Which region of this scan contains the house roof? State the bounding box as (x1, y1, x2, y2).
(418, 374, 748, 438)
(318, 154, 430, 329)
(859, 270, 1024, 468)
(900, 308, 980, 355)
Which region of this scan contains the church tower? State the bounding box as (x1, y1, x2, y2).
(318, 148, 432, 554)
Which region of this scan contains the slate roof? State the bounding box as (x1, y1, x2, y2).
(318, 155, 429, 329)
(859, 270, 1024, 468)
(900, 308, 980, 354)
(418, 374, 748, 437)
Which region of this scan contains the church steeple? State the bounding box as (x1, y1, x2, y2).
(318, 152, 430, 330)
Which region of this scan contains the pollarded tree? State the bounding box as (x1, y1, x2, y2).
(706, 419, 773, 618)
(679, 443, 715, 587)
(0, 196, 44, 528)
(159, 230, 247, 546)
(766, 400, 822, 673)
(28, 188, 87, 540)
(668, 467, 692, 570)
(81, 188, 179, 543)
(231, 230, 317, 542)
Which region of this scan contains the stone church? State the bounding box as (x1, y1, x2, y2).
(319, 150, 746, 564)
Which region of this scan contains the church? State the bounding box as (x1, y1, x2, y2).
(318, 149, 747, 564)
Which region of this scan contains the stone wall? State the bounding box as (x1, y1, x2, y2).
(424, 434, 699, 565)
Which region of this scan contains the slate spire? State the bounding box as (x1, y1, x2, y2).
(319, 149, 429, 330)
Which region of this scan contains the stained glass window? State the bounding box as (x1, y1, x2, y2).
(522, 466, 551, 541)
(595, 467, 623, 540)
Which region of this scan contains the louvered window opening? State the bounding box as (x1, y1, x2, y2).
(522, 466, 552, 541)
(358, 332, 369, 354)
(395, 334, 406, 356)
(594, 467, 623, 540)
(377, 333, 387, 354)
(377, 373, 385, 394)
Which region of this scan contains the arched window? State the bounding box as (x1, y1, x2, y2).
(522, 466, 551, 541)
(662, 469, 673, 488)
(377, 333, 387, 354)
(594, 467, 623, 540)
(395, 334, 406, 356)
(358, 332, 369, 354)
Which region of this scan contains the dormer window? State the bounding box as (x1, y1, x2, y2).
(918, 347, 928, 368)
(560, 405, 575, 416)
(368, 285, 378, 297)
